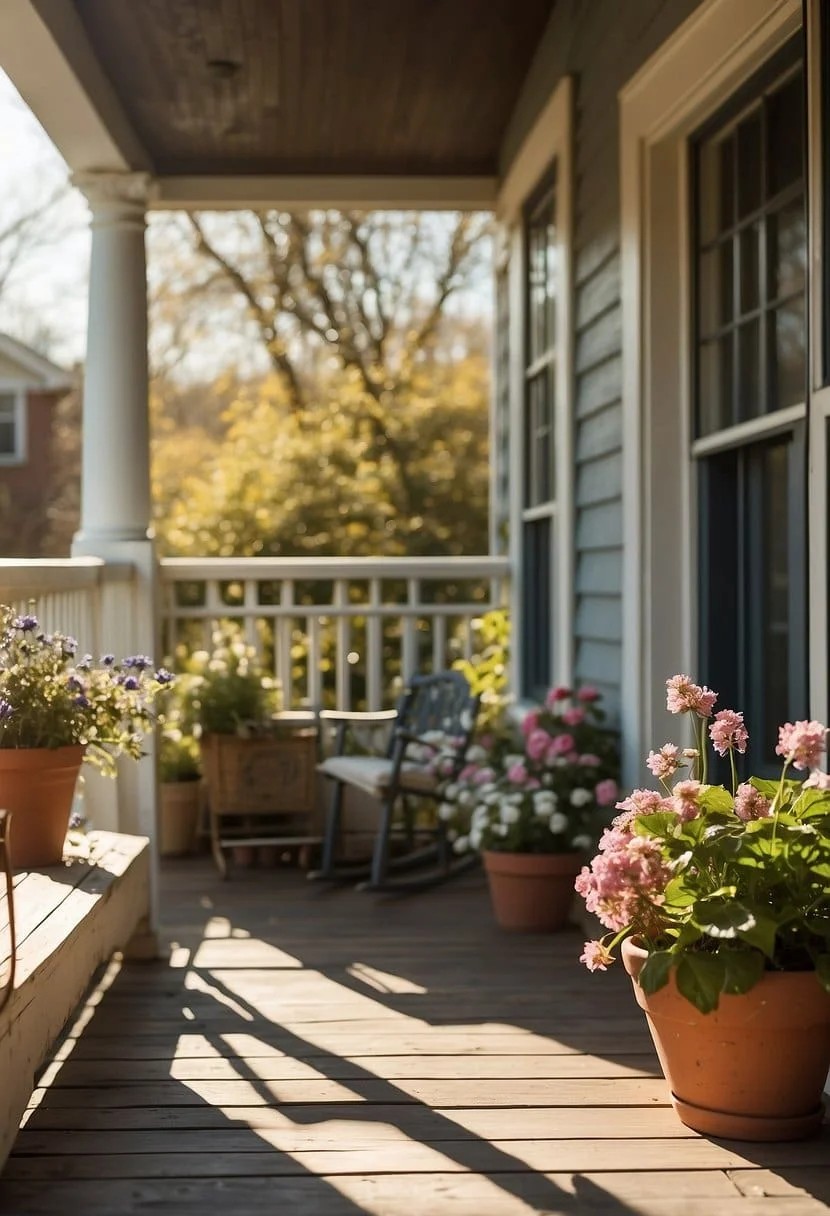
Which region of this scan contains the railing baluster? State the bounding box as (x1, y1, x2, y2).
(402, 579, 418, 681)
(432, 614, 447, 673)
(334, 581, 351, 710)
(366, 579, 383, 710)
(307, 615, 322, 709)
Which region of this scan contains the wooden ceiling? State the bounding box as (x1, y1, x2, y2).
(72, 0, 555, 177)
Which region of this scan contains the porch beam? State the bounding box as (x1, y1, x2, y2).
(0, 0, 149, 173)
(153, 175, 498, 212)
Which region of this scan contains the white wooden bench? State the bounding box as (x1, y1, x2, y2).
(0, 831, 150, 1170)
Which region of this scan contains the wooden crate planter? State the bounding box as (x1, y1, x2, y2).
(201, 731, 321, 877)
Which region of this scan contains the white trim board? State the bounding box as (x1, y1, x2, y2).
(619, 0, 802, 786)
(154, 175, 498, 212)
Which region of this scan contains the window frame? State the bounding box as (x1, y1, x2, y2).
(497, 75, 574, 701)
(0, 385, 27, 466)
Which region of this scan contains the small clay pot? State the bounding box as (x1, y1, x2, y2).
(482, 850, 582, 932)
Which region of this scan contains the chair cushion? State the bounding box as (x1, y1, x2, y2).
(317, 754, 438, 798)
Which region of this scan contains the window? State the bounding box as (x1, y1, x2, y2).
(0, 390, 24, 464)
(692, 44, 807, 767)
(521, 173, 557, 697)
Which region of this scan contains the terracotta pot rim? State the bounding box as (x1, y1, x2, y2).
(622, 935, 828, 990)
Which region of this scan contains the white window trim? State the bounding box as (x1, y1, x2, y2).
(619, 0, 802, 786)
(497, 75, 574, 695)
(0, 383, 27, 466)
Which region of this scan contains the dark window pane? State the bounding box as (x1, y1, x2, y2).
(770, 298, 806, 409)
(0, 421, 15, 455)
(737, 318, 761, 420)
(698, 335, 733, 435)
(521, 517, 552, 697)
(767, 71, 803, 195)
(737, 111, 762, 218)
(768, 200, 806, 301)
(699, 241, 734, 333)
(739, 224, 760, 314)
(546, 230, 557, 350)
(699, 135, 734, 242)
(758, 437, 792, 758)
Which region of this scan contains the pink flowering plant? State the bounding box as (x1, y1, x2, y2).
(0, 604, 172, 777)
(576, 674, 830, 1012)
(436, 685, 619, 856)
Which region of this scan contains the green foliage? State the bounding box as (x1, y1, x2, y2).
(0, 604, 170, 776)
(182, 628, 278, 736)
(452, 609, 509, 733)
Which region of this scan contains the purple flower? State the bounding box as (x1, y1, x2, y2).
(154, 668, 174, 685)
(0, 700, 13, 722)
(74, 695, 91, 709)
(122, 676, 140, 691)
(77, 654, 93, 671)
(12, 614, 38, 632)
(62, 636, 78, 657)
(100, 654, 115, 667)
(124, 655, 153, 672)
(67, 676, 86, 694)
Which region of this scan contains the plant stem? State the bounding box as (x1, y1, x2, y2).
(729, 747, 738, 797)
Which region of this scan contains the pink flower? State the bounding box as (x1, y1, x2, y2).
(614, 788, 672, 818)
(579, 940, 614, 972)
(507, 763, 529, 785)
(666, 674, 718, 717)
(546, 685, 572, 707)
(805, 770, 830, 790)
(562, 707, 585, 727)
(594, 778, 618, 807)
(776, 720, 827, 771)
(521, 710, 540, 737)
(479, 733, 495, 752)
(579, 753, 601, 767)
(525, 728, 552, 762)
(577, 686, 600, 702)
(472, 766, 496, 785)
(733, 782, 771, 821)
(709, 709, 748, 756)
(565, 751, 579, 765)
(646, 744, 682, 780)
(458, 763, 479, 782)
(575, 827, 671, 932)
(672, 778, 703, 821)
(547, 733, 575, 758)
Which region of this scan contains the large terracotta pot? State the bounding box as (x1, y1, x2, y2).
(0, 745, 86, 868)
(622, 937, 830, 1141)
(482, 850, 582, 932)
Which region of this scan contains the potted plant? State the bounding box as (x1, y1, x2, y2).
(185, 629, 317, 872)
(158, 726, 201, 857)
(0, 605, 171, 867)
(440, 685, 619, 931)
(575, 673, 830, 1141)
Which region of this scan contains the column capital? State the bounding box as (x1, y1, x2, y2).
(72, 170, 158, 214)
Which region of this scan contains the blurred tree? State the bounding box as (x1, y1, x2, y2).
(148, 209, 492, 538)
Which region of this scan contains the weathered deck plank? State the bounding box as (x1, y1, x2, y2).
(1, 858, 828, 1215)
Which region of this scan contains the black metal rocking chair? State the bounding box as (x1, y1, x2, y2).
(310, 670, 480, 892)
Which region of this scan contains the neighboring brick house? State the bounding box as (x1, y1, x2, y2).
(0, 334, 73, 557)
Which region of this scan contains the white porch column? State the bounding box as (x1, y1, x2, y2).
(72, 171, 153, 546)
(72, 171, 159, 954)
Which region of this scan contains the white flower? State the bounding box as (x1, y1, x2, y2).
(500, 803, 520, 825)
(466, 744, 487, 764)
(554, 757, 569, 768)
(492, 822, 509, 837)
(571, 834, 592, 851)
(470, 826, 483, 849)
(549, 811, 569, 834)
(438, 802, 455, 821)
(505, 753, 525, 768)
(458, 789, 474, 808)
(542, 773, 554, 787)
(472, 805, 490, 827)
(443, 783, 459, 801)
(570, 787, 592, 807)
(453, 835, 470, 854)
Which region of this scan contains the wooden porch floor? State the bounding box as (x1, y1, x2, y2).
(1, 858, 829, 1215)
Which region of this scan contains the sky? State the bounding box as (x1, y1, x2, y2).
(0, 72, 90, 366)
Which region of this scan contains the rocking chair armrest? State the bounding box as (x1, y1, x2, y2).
(319, 709, 399, 725)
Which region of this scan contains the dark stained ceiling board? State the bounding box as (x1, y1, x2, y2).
(72, 0, 555, 176)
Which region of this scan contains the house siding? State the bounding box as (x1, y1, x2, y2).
(501, 0, 704, 722)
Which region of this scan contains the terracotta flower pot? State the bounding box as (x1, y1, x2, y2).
(482, 850, 582, 932)
(0, 745, 86, 868)
(159, 781, 201, 857)
(622, 937, 830, 1141)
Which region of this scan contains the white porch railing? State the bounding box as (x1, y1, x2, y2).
(160, 556, 510, 710)
(0, 558, 133, 655)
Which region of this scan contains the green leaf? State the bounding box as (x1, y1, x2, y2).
(638, 950, 674, 994)
(699, 785, 734, 813)
(721, 950, 765, 995)
(749, 777, 779, 800)
(693, 895, 753, 939)
(675, 954, 726, 1013)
